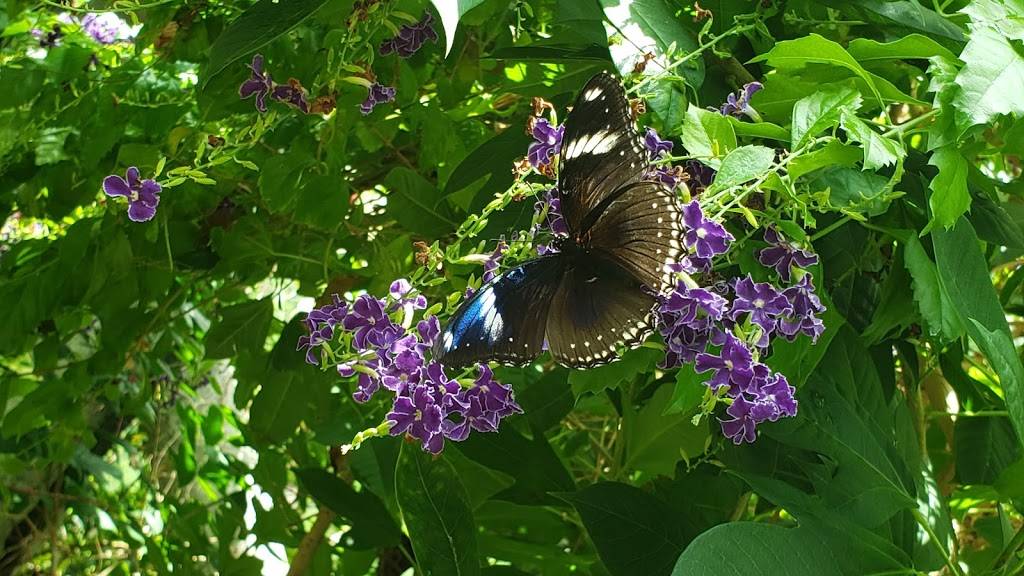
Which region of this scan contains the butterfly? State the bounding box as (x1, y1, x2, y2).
(434, 72, 684, 369)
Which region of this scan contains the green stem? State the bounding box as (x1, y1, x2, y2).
(911, 509, 963, 576)
(810, 215, 852, 242)
(994, 524, 1024, 571)
(926, 410, 1010, 419)
(881, 109, 939, 138)
(162, 213, 174, 273)
(40, 0, 178, 12)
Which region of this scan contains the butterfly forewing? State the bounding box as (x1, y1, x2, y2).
(586, 182, 684, 293)
(545, 252, 657, 368)
(433, 257, 560, 368)
(557, 72, 649, 232)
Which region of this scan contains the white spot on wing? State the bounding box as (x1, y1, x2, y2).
(584, 87, 603, 101)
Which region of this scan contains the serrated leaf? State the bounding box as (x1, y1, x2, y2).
(703, 145, 775, 193)
(903, 234, 962, 341)
(926, 146, 970, 229)
(790, 85, 861, 147)
(840, 111, 905, 170)
(846, 34, 957, 62)
(202, 0, 330, 88)
(952, 26, 1024, 135)
(678, 103, 737, 168)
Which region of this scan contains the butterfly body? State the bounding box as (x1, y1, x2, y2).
(435, 72, 684, 369)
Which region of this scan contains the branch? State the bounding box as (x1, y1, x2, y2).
(286, 507, 337, 576)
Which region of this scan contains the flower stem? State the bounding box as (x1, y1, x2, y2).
(911, 509, 963, 576)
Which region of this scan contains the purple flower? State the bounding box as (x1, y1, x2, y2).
(751, 371, 797, 421)
(683, 201, 733, 259)
(239, 55, 274, 113)
(388, 383, 445, 453)
(720, 82, 763, 119)
(720, 395, 757, 444)
(527, 119, 564, 170)
(729, 276, 791, 346)
(534, 188, 568, 239)
(81, 13, 132, 44)
(103, 167, 161, 222)
(271, 82, 310, 113)
(297, 296, 349, 365)
(757, 228, 818, 283)
(483, 240, 507, 283)
(349, 359, 383, 403)
(344, 295, 400, 350)
(360, 82, 396, 115)
(379, 12, 439, 57)
(443, 365, 522, 441)
(417, 316, 440, 347)
(643, 127, 673, 159)
(779, 275, 826, 342)
(32, 25, 62, 48)
(695, 333, 755, 393)
(685, 160, 716, 194)
(661, 285, 728, 331)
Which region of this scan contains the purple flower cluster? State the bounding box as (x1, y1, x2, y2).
(379, 13, 438, 57)
(81, 13, 134, 44)
(720, 82, 763, 119)
(361, 82, 397, 115)
(103, 167, 161, 222)
(655, 202, 825, 444)
(483, 240, 507, 283)
(239, 55, 310, 114)
(298, 280, 522, 453)
(642, 128, 689, 190)
(527, 119, 564, 172)
(32, 25, 62, 48)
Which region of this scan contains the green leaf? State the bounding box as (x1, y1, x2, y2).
(294, 468, 402, 549)
(259, 153, 310, 213)
(202, 0, 330, 88)
(624, 383, 708, 476)
(384, 167, 458, 238)
(952, 26, 1024, 135)
(673, 522, 848, 575)
(604, 0, 705, 90)
(965, 320, 1024, 452)
(752, 34, 881, 104)
(954, 417, 1021, 485)
(926, 146, 970, 230)
(846, 34, 957, 62)
(455, 425, 575, 505)
(249, 371, 305, 444)
(790, 85, 861, 148)
(903, 233, 962, 341)
(678, 103, 736, 169)
(703, 145, 775, 193)
(839, 111, 905, 170)
(664, 363, 704, 415)
(430, 0, 486, 57)
(788, 140, 862, 180)
(811, 166, 892, 216)
(569, 347, 661, 396)
(960, 0, 1024, 42)
(396, 446, 480, 576)
(205, 298, 273, 359)
(821, 0, 964, 46)
(558, 482, 691, 576)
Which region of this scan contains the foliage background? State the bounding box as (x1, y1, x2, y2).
(1, 0, 1024, 574)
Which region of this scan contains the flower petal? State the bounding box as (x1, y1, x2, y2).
(125, 166, 141, 188)
(127, 200, 157, 222)
(102, 175, 130, 198)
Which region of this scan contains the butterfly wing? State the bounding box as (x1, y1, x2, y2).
(433, 256, 562, 368)
(586, 181, 684, 293)
(557, 72, 649, 232)
(544, 251, 657, 368)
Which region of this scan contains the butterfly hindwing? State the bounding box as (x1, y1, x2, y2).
(434, 257, 561, 368)
(587, 181, 684, 292)
(557, 72, 648, 232)
(545, 252, 657, 368)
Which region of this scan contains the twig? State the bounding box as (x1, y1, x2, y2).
(286, 507, 337, 576)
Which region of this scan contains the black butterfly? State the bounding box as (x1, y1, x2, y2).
(434, 72, 684, 369)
